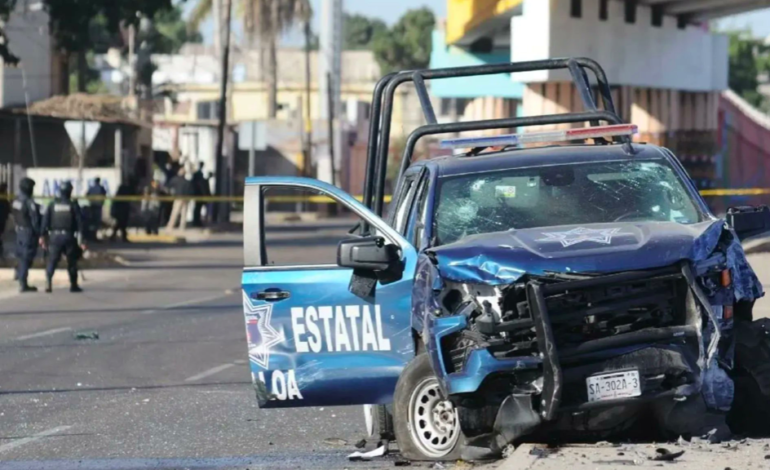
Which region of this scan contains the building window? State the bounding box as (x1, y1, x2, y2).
(624, 0, 637, 24)
(652, 5, 663, 27)
(439, 98, 471, 118)
(196, 101, 220, 120)
(571, 0, 582, 18)
(599, 0, 609, 21)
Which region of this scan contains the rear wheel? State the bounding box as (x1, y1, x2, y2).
(393, 354, 463, 461)
(363, 404, 394, 441)
(729, 318, 770, 435)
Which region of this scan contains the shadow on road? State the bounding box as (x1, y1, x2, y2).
(0, 303, 240, 317)
(0, 380, 251, 396)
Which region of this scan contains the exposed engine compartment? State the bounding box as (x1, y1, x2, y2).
(430, 263, 726, 444)
(438, 267, 694, 375)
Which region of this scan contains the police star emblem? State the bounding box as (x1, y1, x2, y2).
(537, 226, 622, 248)
(243, 291, 285, 369)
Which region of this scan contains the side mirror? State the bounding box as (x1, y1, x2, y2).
(727, 206, 770, 242)
(337, 236, 400, 272)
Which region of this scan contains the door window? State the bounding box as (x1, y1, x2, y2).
(260, 186, 365, 267)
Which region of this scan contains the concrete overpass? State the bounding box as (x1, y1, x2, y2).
(446, 0, 770, 47)
(431, 0, 770, 202)
(637, 0, 770, 22)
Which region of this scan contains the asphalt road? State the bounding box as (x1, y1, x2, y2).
(1, 226, 769, 470)
(0, 227, 401, 470)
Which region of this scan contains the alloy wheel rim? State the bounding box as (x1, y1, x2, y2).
(407, 377, 460, 457)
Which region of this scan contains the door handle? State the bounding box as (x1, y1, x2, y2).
(252, 290, 291, 301)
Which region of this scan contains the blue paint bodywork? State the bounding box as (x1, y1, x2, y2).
(242, 177, 417, 408)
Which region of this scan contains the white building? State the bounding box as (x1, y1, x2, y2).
(0, 0, 53, 107)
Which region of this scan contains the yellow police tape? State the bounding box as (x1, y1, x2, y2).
(699, 188, 770, 197)
(0, 190, 767, 203)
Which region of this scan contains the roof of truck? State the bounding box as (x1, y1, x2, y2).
(413, 143, 670, 178)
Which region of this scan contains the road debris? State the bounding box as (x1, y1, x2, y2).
(394, 460, 411, 467)
(651, 448, 685, 461)
(354, 439, 367, 449)
(347, 439, 389, 461)
(73, 330, 99, 340)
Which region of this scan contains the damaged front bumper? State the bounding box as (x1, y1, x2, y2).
(426, 263, 719, 436)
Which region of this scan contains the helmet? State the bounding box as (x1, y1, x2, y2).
(60, 181, 73, 198)
(19, 177, 35, 197)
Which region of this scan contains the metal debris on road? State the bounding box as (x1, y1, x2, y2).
(347, 439, 389, 461)
(73, 330, 99, 340)
(651, 448, 685, 461)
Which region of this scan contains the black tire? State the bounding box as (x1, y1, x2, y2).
(729, 318, 770, 435)
(371, 404, 395, 441)
(393, 354, 464, 461)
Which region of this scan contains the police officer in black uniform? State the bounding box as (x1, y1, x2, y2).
(40, 181, 86, 293)
(12, 177, 40, 292)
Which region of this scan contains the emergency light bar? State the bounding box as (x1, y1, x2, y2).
(439, 124, 638, 150)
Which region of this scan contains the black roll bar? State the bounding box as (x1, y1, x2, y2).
(363, 57, 621, 217)
(392, 110, 625, 198)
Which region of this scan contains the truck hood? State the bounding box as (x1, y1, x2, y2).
(428, 220, 725, 285)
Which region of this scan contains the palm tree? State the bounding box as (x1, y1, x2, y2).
(188, 0, 311, 118)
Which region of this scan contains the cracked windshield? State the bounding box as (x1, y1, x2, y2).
(435, 159, 703, 245)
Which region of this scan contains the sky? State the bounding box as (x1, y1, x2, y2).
(183, 1, 770, 45)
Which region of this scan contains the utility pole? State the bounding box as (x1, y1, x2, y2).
(303, 19, 312, 178)
(213, 0, 221, 63)
(319, 0, 342, 186)
(326, 72, 336, 187)
(128, 24, 136, 98)
(212, 0, 232, 223)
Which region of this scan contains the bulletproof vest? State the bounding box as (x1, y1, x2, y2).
(12, 197, 33, 229)
(50, 200, 75, 232)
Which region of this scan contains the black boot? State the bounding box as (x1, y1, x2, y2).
(20, 283, 37, 293)
(70, 284, 82, 293)
(45, 278, 52, 293)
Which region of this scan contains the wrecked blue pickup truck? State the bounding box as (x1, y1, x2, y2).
(241, 59, 770, 461)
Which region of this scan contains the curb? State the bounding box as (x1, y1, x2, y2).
(744, 238, 770, 255)
(126, 234, 187, 244)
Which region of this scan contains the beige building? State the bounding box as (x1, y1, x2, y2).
(154, 46, 424, 139)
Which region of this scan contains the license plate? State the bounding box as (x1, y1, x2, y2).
(586, 370, 641, 402)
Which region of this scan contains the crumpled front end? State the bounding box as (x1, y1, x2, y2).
(415, 220, 764, 446)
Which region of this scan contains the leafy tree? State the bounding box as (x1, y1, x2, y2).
(188, 0, 311, 118)
(0, 0, 19, 64)
(45, 0, 176, 92)
(343, 13, 386, 50)
(372, 8, 435, 75)
(147, 6, 204, 55)
(727, 30, 770, 109)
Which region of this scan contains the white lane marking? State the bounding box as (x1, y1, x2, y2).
(184, 363, 236, 382)
(142, 292, 231, 315)
(0, 425, 72, 454)
(15, 327, 73, 341)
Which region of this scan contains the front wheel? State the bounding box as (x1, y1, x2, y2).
(393, 354, 464, 461)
